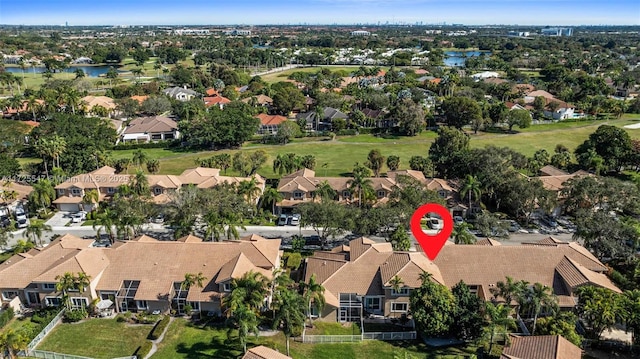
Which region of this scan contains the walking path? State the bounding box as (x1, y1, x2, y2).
(144, 316, 174, 359)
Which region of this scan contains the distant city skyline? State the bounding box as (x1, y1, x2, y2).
(1, 0, 638, 26)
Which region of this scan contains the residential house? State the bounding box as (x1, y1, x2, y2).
(303, 236, 619, 323)
(531, 165, 591, 216)
(524, 90, 575, 120)
(163, 87, 200, 102)
(0, 233, 281, 316)
(81, 96, 116, 117)
(276, 169, 400, 214)
(53, 166, 265, 211)
(501, 335, 582, 359)
(72, 57, 94, 64)
(471, 71, 499, 81)
(121, 116, 179, 143)
(243, 346, 291, 359)
(204, 95, 231, 109)
(130, 95, 149, 105)
(296, 107, 348, 131)
(241, 95, 273, 108)
(255, 114, 289, 135)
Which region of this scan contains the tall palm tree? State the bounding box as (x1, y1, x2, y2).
(26, 95, 41, 121)
(25, 220, 52, 247)
(460, 174, 482, 210)
(182, 272, 207, 290)
(485, 302, 515, 355)
(300, 274, 325, 325)
(389, 275, 404, 294)
(146, 159, 160, 174)
(260, 187, 283, 215)
(82, 189, 99, 212)
(132, 149, 148, 169)
(314, 180, 336, 203)
(49, 135, 67, 169)
(226, 304, 259, 354)
(34, 137, 55, 177)
(529, 283, 557, 335)
(237, 178, 262, 207)
(223, 271, 270, 315)
(347, 171, 373, 207)
(272, 289, 306, 356)
(490, 276, 518, 309)
(75, 272, 91, 293)
(130, 170, 149, 197)
(55, 272, 77, 310)
(93, 208, 116, 243)
(6, 95, 23, 117)
(30, 179, 56, 214)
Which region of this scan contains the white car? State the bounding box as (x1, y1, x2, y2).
(16, 215, 29, 229)
(71, 211, 87, 224)
(426, 218, 443, 230)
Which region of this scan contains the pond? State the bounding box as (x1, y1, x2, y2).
(444, 51, 491, 67)
(4, 65, 123, 78)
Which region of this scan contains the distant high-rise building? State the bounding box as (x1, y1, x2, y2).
(541, 27, 573, 36)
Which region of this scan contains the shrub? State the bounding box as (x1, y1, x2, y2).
(0, 307, 15, 328)
(135, 341, 153, 358)
(148, 315, 170, 340)
(336, 129, 358, 136)
(64, 309, 87, 323)
(285, 252, 302, 269)
(116, 314, 127, 322)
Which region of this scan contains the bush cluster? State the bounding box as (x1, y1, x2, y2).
(0, 307, 15, 329)
(148, 315, 170, 340)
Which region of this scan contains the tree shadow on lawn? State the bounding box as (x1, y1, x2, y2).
(175, 334, 241, 359)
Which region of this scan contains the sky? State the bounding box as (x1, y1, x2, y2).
(0, 0, 639, 26)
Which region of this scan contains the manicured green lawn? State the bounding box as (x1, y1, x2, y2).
(260, 66, 388, 84)
(0, 251, 12, 264)
(306, 322, 361, 335)
(37, 319, 154, 359)
(153, 319, 480, 359)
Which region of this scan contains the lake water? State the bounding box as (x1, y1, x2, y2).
(4, 65, 122, 78)
(444, 51, 491, 67)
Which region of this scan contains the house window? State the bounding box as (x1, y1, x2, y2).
(342, 190, 350, 199)
(154, 187, 163, 195)
(164, 133, 174, 140)
(71, 188, 81, 195)
(377, 190, 386, 198)
(136, 300, 148, 310)
(189, 302, 200, 311)
(42, 283, 56, 290)
(364, 297, 381, 311)
(151, 134, 162, 140)
(71, 297, 88, 308)
(293, 191, 303, 199)
(222, 283, 231, 292)
(391, 288, 410, 296)
(2, 291, 18, 301)
(45, 297, 62, 307)
(107, 187, 115, 194)
(391, 302, 408, 313)
(57, 189, 65, 195)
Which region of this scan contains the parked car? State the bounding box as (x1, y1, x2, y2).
(0, 215, 10, 228)
(289, 214, 301, 226)
(15, 214, 28, 229)
(71, 211, 87, 224)
(152, 214, 165, 224)
(453, 216, 464, 225)
(277, 214, 288, 226)
(506, 220, 521, 232)
(426, 218, 443, 230)
(305, 235, 321, 246)
(14, 206, 25, 217)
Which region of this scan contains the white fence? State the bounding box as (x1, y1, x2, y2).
(26, 309, 65, 353)
(362, 331, 416, 340)
(28, 350, 94, 359)
(301, 331, 417, 343)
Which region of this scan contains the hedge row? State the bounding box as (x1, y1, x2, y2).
(112, 141, 174, 150)
(148, 315, 170, 340)
(135, 340, 153, 358)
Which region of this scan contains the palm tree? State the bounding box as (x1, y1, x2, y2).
(82, 189, 99, 213)
(49, 135, 67, 169)
(452, 223, 476, 244)
(223, 271, 270, 315)
(513, 280, 531, 318)
(0, 329, 28, 359)
(130, 170, 150, 197)
(182, 272, 207, 290)
(34, 137, 55, 177)
(132, 68, 143, 83)
(13, 239, 34, 253)
(226, 304, 259, 353)
(55, 272, 77, 310)
(25, 220, 52, 247)
(237, 178, 262, 207)
(26, 95, 41, 121)
(389, 275, 404, 294)
(93, 208, 116, 243)
(272, 289, 306, 356)
(29, 179, 56, 214)
(6, 95, 23, 116)
(132, 149, 148, 169)
(460, 174, 482, 210)
(260, 187, 283, 215)
(347, 171, 373, 207)
(300, 274, 325, 325)
(146, 159, 160, 174)
(418, 270, 433, 284)
(314, 180, 336, 203)
(485, 302, 515, 355)
(529, 283, 557, 335)
(75, 272, 91, 294)
(490, 276, 518, 309)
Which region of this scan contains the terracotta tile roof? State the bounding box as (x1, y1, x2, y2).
(241, 95, 273, 105)
(475, 238, 502, 246)
(0, 181, 33, 200)
(256, 113, 288, 126)
(215, 253, 272, 284)
(425, 178, 454, 192)
(243, 345, 292, 359)
(130, 95, 149, 104)
(433, 243, 612, 300)
(123, 116, 177, 135)
(176, 234, 203, 243)
(556, 257, 621, 293)
(501, 335, 582, 359)
(539, 165, 569, 177)
(204, 95, 231, 107)
(82, 96, 116, 111)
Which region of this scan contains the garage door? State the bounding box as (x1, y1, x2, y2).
(58, 204, 80, 212)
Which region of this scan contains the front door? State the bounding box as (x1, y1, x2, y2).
(27, 292, 40, 306)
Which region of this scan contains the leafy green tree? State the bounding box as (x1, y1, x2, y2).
(428, 126, 471, 179)
(389, 227, 411, 251)
(441, 96, 482, 129)
(575, 125, 633, 172)
(274, 121, 301, 144)
(295, 201, 351, 246)
(460, 174, 481, 209)
(272, 82, 305, 115)
(224, 271, 271, 314)
(490, 276, 518, 309)
(408, 155, 433, 177)
(0, 328, 28, 359)
(505, 109, 531, 132)
(410, 272, 454, 338)
(146, 159, 160, 174)
(386, 155, 400, 171)
(260, 187, 283, 215)
(392, 98, 425, 136)
(452, 223, 476, 244)
(180, 102, 260, 149)
(535, 312, 583, 347)
(13, 239, 34, 254)
(622, 290, 640, 345)
(575, 286, 622, 339)
(366, 149, 385, 177)
(451, 281, 485, 341)
(226, 304, 259, 354)
(300, 155, 316, 170)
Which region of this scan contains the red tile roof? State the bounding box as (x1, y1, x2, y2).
(256, 113, 288, 126)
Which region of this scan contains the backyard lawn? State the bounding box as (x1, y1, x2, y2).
(37, 319, 154, 359)
(152, 318, 480, 359)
